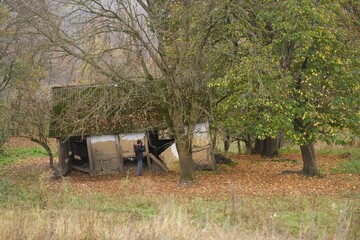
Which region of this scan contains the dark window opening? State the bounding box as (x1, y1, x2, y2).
(69, 136, 90, 172)
(148, 130, 174, 160)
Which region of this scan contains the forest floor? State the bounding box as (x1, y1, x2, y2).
(1, 138, 359, 199)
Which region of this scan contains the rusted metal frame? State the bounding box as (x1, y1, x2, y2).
(115, 135, 125, 174)
(144, 132, 152, 171)
(86, 137, 96, 176)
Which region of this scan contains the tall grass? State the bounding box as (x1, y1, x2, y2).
(1, 142, 359, 239)
(0, 177, 359, 239)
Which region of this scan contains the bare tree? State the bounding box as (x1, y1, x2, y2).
(11, 0, 231, 183)
(0, 2, 17, 93)
(10, 86, 54, 167)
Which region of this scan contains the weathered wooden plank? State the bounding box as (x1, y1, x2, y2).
(115, 135, 124, 174)
(119, 133, 145, 158)
(148, 153, 168, 172)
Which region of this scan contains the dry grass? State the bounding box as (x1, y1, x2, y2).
(0, 177, 359, 240)
(1, 138, 359, 239)
(0, 201, 358, 240)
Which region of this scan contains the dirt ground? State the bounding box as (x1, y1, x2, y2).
(1, 139, 359, 199)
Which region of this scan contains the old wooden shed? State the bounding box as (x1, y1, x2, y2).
(49, 84, 215, 176)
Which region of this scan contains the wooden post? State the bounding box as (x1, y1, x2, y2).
(86, 137, 95, 176)
(58, 138, 71, 176)
(115, 135, 125, 174)
(144, 132, 152, 172)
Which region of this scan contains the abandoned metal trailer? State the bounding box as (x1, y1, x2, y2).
(49, 84, 216, 176)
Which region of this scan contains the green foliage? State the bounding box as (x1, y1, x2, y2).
(212, 0, 359, 147)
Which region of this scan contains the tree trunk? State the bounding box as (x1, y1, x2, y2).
(237, 140, 241, 154)
(44, 144, 54, 168)
(224, 134, 230, 153)
(170, 102, 197, 184)
(300, 143, 319, 176)
(261, 137, 279, 157)
(176, 140, 196, 184)
(30, 138, 60, 177)
(253, 138, 264, 154)
(244, 140, 252, 153)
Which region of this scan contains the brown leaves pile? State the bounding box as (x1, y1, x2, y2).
(2, 150, 358, 199)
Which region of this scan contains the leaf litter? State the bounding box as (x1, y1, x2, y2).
(1, 152, 359, 199)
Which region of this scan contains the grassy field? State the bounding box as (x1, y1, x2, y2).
(0, 147, 48, 167)
(0, 177, 358, 240)
(0, 139, 359, 239)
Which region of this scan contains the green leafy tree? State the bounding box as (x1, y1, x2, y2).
(213, 0, 359, 175)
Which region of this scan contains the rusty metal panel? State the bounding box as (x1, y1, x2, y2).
(159, 143, 180, 172)
(159, 122, 215, 171)
(88, 135, 121, 174)
(119, 133, 146, 158)
(192, 122, 215, 169)
(57, 139, 71, 176)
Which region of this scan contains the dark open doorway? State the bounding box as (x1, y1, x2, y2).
(69, 136, 90, 172)
(148, 130, 174, 160)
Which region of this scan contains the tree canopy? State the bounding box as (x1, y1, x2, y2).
(1, 0, 359, 180)
(211, 0, 359, 175)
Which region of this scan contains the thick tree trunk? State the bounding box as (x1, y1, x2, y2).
(261, 137, 279, 157)
(176, 140, 196, 184)
(253, 137, 280, 157)
(300, 143, 319, 176)
(253, 138, 264, 154)
(170, 101, 197, 184)
(244, 140, 252, 153)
